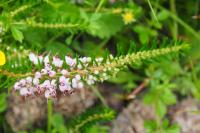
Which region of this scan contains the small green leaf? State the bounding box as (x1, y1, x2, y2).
(165, 124, 180, 133)
(144, 120, 157, 133)
(156, 101, 166, 118)
(51, 113, 64, 129)
(11, 27, 24, 43)
(157, 10, 169, 21)
(162, 90, 177, 105)
(0, 92, 7, 113)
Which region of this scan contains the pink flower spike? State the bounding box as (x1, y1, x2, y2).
(42, 80, 51, 88)
(41, 69, 47, 75)
(35, 72, 42, 79)
(75, 75, 81, 80)
(48, 70, 56, 77)
(45, 90, 51, 98)
(38, 55, 43, 63)
(29, 53, 38, 65)
(52, 56, 63, 68)
(26, 77, 32, 83)
(14, 82, 21, 90)
(19, 79, 26, 86)
(33, 78, 39, 85)
(45, 63, 52, 71)
(51, 79, 57, 86)
(20, 88, 29, 96)
(78, 82, 84, 89)
(65, 56, 76, 67)
(59, 76, 66, 82)
(61, 69, 68, 75)
(44, 55, 49, 64)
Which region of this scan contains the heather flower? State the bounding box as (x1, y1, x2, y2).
(59, 76, 72, 92)
(77, 64, 82, 69)
(33, 78, 39, 85)
(38, 55, 43, 63)
(14, 82, 21, 90)
(44, 55, 49, 64)
(61, 69, 68, 75)
(35, 72, 42, 78)
(41, 69, 48, 75)
(20, 87, 29, 96)
(48, 70, 56, 77)
(29, 53, 38, 65)
(52, 56, 63, 68)
(75, 75, 81, 80)
(45, 63, 52, 71)
(65, 56, 76, 67)
(26, 77, 32, 83)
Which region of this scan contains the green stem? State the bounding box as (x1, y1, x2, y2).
(154, 103, 163, 133)
(91, 85, 108, 107)
(194, 1, 199, 28)
(47, 99, 53, 133)
(147, 0, 159, 22)
(95, 0, 105, 13)
(169, 0, 178, 39)
(153, 3, 200, 40)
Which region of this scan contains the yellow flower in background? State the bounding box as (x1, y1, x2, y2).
(0, 51, 6, 66)
(112, 8, 122, 14)
(122, 11, 135, 25)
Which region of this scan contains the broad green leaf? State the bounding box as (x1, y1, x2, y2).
(11, 27, 24, 43)
(87, 13, 124, 38)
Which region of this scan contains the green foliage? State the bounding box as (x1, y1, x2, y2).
(0, 0, 200, 133)
(67, 107, 115, 133)
(11, 27, 24, 43)
(86, 13, 124, 38)
(144, 70, 177, 117)
(0, 92, 7, 113)
(144, 119, 180, 133)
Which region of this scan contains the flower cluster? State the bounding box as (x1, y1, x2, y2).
(13, 52, 111, 99)
(12, 44, 188, 99)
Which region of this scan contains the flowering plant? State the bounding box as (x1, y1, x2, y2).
(0, 0, 198, 133)
(11, 44, 188, 99)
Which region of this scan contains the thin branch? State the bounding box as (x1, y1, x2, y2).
(126, 79, 149, 100)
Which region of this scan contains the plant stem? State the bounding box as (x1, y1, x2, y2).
(91, 85, 108, 107)
(194, 0, 199, 28)
(147, 0, 159, 22)
(153, 3, 200, 40)
(127, 79, 149, 100)
(170, 0, 178, 39)
(95, 0, 105, 13)
(47, 99, 53, 133)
